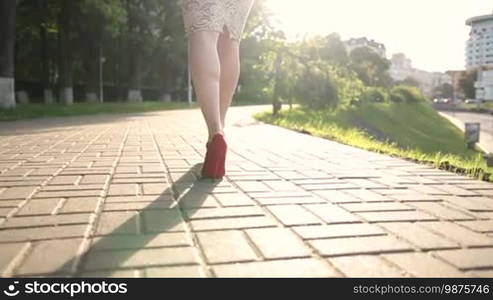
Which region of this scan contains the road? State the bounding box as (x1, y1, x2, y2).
(439, 111, 493, 153)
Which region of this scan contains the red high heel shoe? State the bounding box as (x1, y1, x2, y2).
(202, 134, 227, 179)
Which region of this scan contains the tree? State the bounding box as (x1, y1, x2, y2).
(0, 0, 18, 108)
(433, 83, 453, 99)
(396, 76, 420, 88)
(349, 47, 392, 87)
(78, 0, 126, 102)
(458, 70, 477, 99)
(320, 33, 348, 66)
(57, 0, 77, 104)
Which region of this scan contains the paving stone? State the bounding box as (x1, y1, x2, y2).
(263, 180, 301, 191)
(267, 205, 321, 226)
(0, 186, 38, 200)
(408, 202, 475, 220)
(80, 269, 139, 278)
(255, 195, 326, 205)
(145, 266, 205, 278)
(293, 224, 386, 239)
(343, 189, 392, 202)
(213, 259, 338, 277)
(184, 206, 264, 220)
(90, 232, 191, 251)
(0, 200, 22, 208)
(60, 197, 100, 213)
(190, 216, 276, 231)
(245, 228, 311, 259)
(340, 202, 413, 212)
(196, 230, 257, 264)
(142, 209, 185, 233)
(0, 207, 15, 217)
(16, 198, 61, 216)
(383, 252, 465, 277)
(442, 196, 493, 211)
(106, 184, 139, 196)
(457, 220, 493, 233)
(34, 190, 103, 199)
(419, 222, 493, 247)
(0, 243, 30, 276)
(313, 190, 363, 203)
(82, 247, 198, 271)
(356, 210, 437, 222)
(433, 248, 493, 270)
(95, 211, 139, 235)
(2, 214, 92, 229)
(80, 175, 109, 185)
(15, 238, 83, 276)
(41, 184, 104, 191)
(431, 185, 479, 196)
(469, 270, 493, 278)
(105, 195, 174, 203)
(49, 176, 80, 185)
(0, 225, 89, 242)
(310, 235, 412, 256)
(212, 193, 255, 206)
(386, 193, 442, 202)
(329, 255, 406, 277)
(142, 183, 171, 195)
(303, 203, 362, 224)
(379, 222, 459, 250)
(234, 181, 272, 193)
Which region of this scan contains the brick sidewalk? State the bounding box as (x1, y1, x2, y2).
(1, 105, 492, 277)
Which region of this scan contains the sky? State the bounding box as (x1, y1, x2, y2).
(264, 0, 492, 72)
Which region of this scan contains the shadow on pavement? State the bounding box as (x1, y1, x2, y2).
(51, 163, 219, 277)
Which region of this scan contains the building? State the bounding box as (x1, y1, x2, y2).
(466, 12, 493, 70)
(389, 53, 452, 98)
(344, 37, 386, 58)
(466, 12, 493, 100)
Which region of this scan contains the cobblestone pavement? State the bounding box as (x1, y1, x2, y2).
(1, 105, 493, 278)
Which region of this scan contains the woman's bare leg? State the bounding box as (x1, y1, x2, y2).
(217, 33, 240, 128)
(189, 31, 223, 142)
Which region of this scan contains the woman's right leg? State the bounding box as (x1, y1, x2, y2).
(217, 33, 240, 129)
(189, 31, 223, 142)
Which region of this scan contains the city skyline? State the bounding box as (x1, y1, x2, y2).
(265, 0, 492, 73)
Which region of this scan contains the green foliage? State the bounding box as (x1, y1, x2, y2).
(390, 85, 425, 103)
(394, 76, 420, 87)
(0, 101, 193, 121)
(458, 70, 476, 99)
(349, 47, 392, 87)
(360, 87, 388, 104)
(255, 102, 493, 181)
(433, 82, 453, 99)
(294, 61, 339, 109)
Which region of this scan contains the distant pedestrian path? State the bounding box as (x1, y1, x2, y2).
(0, 106, 492, 277)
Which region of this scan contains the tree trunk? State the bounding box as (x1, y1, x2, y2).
(84, 43, 100, 102)
(0, 0, 17, 109)
(38, 0, 53, 104)
(58, 0, 74, 105)
(127, 41, 143, 102)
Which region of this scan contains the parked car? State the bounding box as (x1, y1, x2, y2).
(433, 98, 450, 104)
